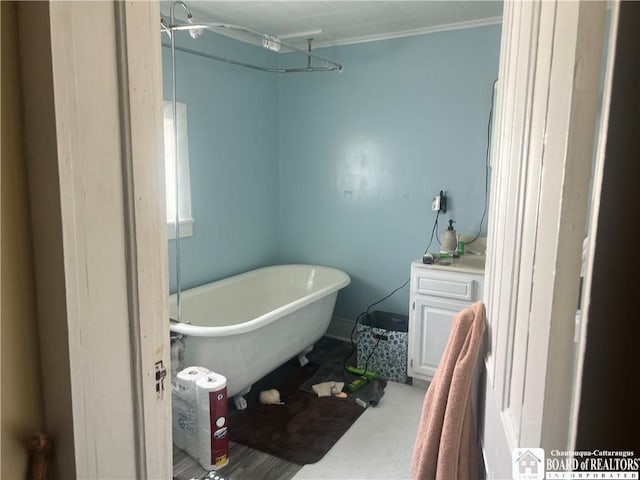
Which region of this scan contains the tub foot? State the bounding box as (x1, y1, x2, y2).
(298, 345, 314, 367)
(233, 387, 251, 410)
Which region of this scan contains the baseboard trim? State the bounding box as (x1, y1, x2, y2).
(411, 377, 430, 390)
(325, 316, 354, 342)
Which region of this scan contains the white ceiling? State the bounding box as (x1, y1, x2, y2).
(165, 1, 503, 49)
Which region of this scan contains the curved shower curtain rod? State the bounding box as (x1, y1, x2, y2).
(160, 13, 344, 73)
(166, 0, 343, 324)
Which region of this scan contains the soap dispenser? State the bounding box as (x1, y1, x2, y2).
(441, 219, 457, 253)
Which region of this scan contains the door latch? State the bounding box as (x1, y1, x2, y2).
(155, 360, 167, 399)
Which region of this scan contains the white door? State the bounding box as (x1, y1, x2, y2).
(480, 1, 612, 477)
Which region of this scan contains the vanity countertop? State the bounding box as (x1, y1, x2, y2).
(413, 254, 486, 274)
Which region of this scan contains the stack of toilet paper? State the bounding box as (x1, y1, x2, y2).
(172, 366, 229, 471)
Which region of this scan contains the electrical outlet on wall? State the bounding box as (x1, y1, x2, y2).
(432, 190, 447, 213)
(432, 195, 441, 212)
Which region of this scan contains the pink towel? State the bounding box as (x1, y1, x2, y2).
(411, 302, 486, 480)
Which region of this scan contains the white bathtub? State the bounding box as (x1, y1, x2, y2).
(169, 264, 350, 409)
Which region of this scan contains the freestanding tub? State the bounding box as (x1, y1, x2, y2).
(169, 264, 350, 409)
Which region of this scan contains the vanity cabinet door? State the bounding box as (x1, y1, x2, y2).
(408, 296, 471, 380)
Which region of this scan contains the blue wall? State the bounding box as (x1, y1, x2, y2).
(163, 32, 280, 292)
(163, 25, 501, 319)
(278, 26, 501, 319)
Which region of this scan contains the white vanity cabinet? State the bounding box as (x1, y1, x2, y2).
(407, 260, 484, 382)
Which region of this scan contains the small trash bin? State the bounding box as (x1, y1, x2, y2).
(357, 310, 410, 384)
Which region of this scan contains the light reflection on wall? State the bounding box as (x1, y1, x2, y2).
(337, 136, 394, 200)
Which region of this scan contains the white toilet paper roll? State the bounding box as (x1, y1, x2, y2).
(173, 366, 209, 456)
(176, 366, 209, 394)
(171, 395, 188, 450)
(195, 372, 229, 471)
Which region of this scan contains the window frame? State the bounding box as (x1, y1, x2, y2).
(163, 100, 194, 239)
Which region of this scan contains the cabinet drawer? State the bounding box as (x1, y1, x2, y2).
(415, 275, 477, 301)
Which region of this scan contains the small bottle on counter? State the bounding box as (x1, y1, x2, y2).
(457, 236, 465, 255)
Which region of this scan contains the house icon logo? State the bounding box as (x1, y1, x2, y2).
(512, 448, 545, 480)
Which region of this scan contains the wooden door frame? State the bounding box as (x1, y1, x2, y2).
(18, 2, 171, 478)
(518, 0, 607, 450)
(482, 0, 610, 475)
(114, 2, 173, 476)
(570, 1, 639, 450)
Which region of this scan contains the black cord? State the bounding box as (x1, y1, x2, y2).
(344, 311, 366, 370)
(364, 278, 410, 315)
(423, 209, 441, 255)
(343, 278, 410, 372)
(343, 186, 450, 372)
(363, 337, 382, 376)
(465, 78, 497, 246)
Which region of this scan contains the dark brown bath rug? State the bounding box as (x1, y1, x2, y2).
(227, 359, 368, 465)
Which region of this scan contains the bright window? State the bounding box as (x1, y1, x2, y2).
(163, 100, 193, 239)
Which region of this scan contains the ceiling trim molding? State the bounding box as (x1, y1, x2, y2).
(165, 7, 503, 54)
(310, 16, 503, 50)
